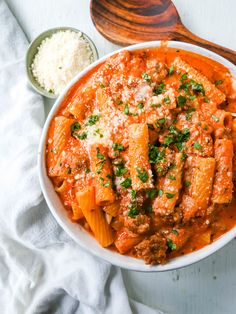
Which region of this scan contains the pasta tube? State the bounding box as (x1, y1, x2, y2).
(76, 187, 114, 247)
(212, 139, 233, 204)
(128, 123, 153, 190)
(89, 144, 116, 206)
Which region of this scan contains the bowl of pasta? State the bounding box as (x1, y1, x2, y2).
(39, 41, 236, 271)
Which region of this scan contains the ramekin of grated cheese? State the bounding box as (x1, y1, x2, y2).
(26, 27, 98, 98)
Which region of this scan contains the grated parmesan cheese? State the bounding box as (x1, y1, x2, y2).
(31, 30, 94, 95)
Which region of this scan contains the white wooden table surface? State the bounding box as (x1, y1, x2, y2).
(6, 0, 236, 313)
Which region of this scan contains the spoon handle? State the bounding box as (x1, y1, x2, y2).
(178, 24, 236, 65)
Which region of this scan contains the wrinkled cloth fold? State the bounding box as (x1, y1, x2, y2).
(0, 1, 161, 313)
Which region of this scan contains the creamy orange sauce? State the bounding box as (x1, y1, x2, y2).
(46, 47, 236, 265)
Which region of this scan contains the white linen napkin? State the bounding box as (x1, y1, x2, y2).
(0, 1, 162, 313)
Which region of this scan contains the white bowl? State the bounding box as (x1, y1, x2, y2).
(38, 41, 236, 272)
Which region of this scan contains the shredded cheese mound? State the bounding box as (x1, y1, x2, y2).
(31, 30, 94, 95)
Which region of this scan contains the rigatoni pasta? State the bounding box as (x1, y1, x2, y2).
(46, 47, 236, 265)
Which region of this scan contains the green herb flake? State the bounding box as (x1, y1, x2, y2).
(137, 168, 149, 183)
(186, 107, 196, 113)
(131, 190, 137, 200)
(147, 123, 155, 130)
(185, 181, 191, 187)
(71, 122, 81, 133)
(86, 115, 100, 126)
(193, 141, 202, 150)
(189, 95, 196, 100)
(172, 229, 179, 236)
(97, 148, 106, 161)
(138, 103, 145, 112)
(148, 144, 166, 164)
(120, 177, 132, 188)
(181, 73, 188, 81)
(164, 96, 171, 104)
(85, 168, 91, 174)
(157, 166, 163, 173)
(146, 188, 158, 200)
(158, 189, 164, 197)
(153, 83, 166, 95)
(78, 132, 87, 140)
(124, 104, 129, 115)
(113, 142, 125, 151)
(100, 83, 106, 88)
(168, 64, 174, 75)
(167, 239, 177, 250)
(190, 80, 205, 94)
(212, 114, 219, 122)
(114, 162, 127, 177)
(177, 95, 187, 107)
(203, 96, 210, 103)
(166, 192, 175, 199)
(142, 73, 151, 82)
(116, 99, 123, 105)
(181, 153, 188, 161)
(156, 118, 166, 127)
(215, 80, 224, 86)
(128, 204, 139, 218)
(168, 175, 176, 180)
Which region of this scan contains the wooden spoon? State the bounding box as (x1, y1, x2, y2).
(90, 0, 236, 65)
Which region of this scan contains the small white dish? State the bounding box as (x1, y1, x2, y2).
(38, 41, 236, 271)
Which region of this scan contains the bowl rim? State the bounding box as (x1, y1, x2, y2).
(38, 40, 236, 272)
(25, 26, 99, 99)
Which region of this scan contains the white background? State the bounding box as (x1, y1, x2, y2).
(5, 0, 236, 313)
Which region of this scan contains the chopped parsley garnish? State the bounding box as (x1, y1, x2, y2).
(212, 114, 219, 122)
(157, 166, 163, 173)
(193, 141, 202, 150)
(114, 161, 127, 177)
(203, 96, 210, 103)
(94, 128, 103, 138)
(168, 64, 174, 75)
(142, 72, 151, 82)
(146, 188, 158, 200)
(164, 96, 171, 104)
(168, 175, 176, 180)
(186, 107, 196, 113)
(215, 80, 224, 86)
(97, 148, 106, 160)
(103, 181, 111, 187)
(120, 177, 132, 188)
(100, 83, 106, 88)
(172, 229, 179, 236)
(189, 95, 196, 100)
(71, 122, 81, 133)
(158, 189, 164, 196)
(177, 95, 187, 107)
(137, 168, 149, 183)
(181, 153, 188, 161)
(149, 144, 165, 164)
(153, 83, 166, 95)
(185, 181, 191, 187)
(116, 99, 123, 105)
(166, 192, 175, 199)
(147, 123, 155, 130)
(131, 190, 137, 200)
(78, 132, 87, 140)
(124, 104, 129, 115)
(167, 239, 177, 250)
(168, 162, 176, 169)
(163, 126, 190, 151)
(113, 142, 125, 151)
(86, 115, 100, 126)
(85, 168, 91, 174)
(190, 80, 205, 94)
(128, 204, 139, 217)
(156, 118, 166, 127)
(181, 73, 188, 81)
(138, 103, 145, 112)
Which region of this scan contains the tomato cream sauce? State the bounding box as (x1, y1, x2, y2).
(46, 47, 236, 265)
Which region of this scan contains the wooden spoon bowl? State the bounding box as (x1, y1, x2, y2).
(90, 0, 236, 65)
